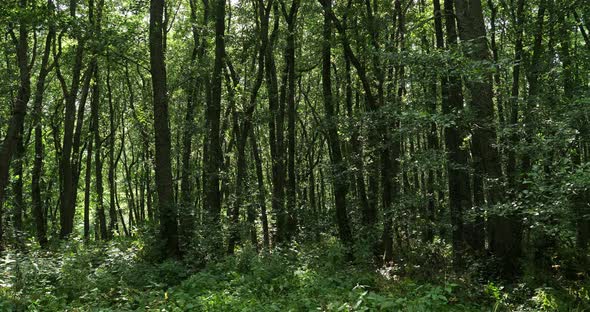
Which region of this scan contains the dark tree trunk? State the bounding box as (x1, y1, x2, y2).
(107, 64, 118, 237)
(506, 0, 525, 193)
(71, 67, 93, 208)
(445, 0, 483, 255)
(150, 0, 180, 257)
(178, 0, 203, 247)
(251, 127, 270, 249)
(454, 0, 521, 276)
(91, 66, 108, 240)
(321, 0, 353, 252)
(83, 131, 93, 241)
(228, 0, 269, 253)
(32, 5, 55, 247)
(13, 120, 24, 241)
(438, 0, 473, 266)
(0, 0, 32, 245)
(346, 63, 370, 228)
(265, 1, 287, 245)
(283, 0, 300, 241)
(58, 21, 85, 238)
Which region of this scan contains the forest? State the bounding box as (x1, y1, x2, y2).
(0, 0, 589, 310)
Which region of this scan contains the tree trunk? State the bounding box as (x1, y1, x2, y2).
(321, 0, 353, 253)
(250, 127, 270, 249)
(454, 0, 521, 276)
(32, 5, 55, 247)
(283, 0, 300, 241)
(506, 0, 525, 192)
(0, 0, 32, 245)
(58, 3, 86, 237)
(107, 64, 118, 237)
(91, 66, 108, 240)
(265, 1, 287, 245)
(83, 131, 93, 241)
(228, 0, 269, 253)
(150, 0, 180, 257)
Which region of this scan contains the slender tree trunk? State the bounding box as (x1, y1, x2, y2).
(107, 64, 118, 237)
(58, 6, 86, 237)
(32, 5, 55, 247)
(251, 127, 270, 249)
(283, 0, 300, 240)
(91, 67, 107, 240)
(265, 2, 287, 245)
(321, 0, 353, 253)
(346, 63, 370, 228)
(487, 0, 504, 126)
(178, 0, 204, 247)
(83, 130, 93, 241)
(228, 0, 268, 253)
(71, 67, 93, 207)
(507, 0, 525, 192)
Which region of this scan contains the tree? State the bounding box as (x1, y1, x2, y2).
(454, 0, 522, 276)
(320, 0, 353, 253)
(150, 0, 179, 257)
(0, 0, 32, 245)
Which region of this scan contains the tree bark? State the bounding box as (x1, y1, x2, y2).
(0, 0, 32, 245)
(454, 0, 521, 276)
(150, 0, 180, 257)
(228, 0, 269, 253)
(107, 64, 118, 237)
(321, 0, 353, 252)
(32, 2, 55, 247)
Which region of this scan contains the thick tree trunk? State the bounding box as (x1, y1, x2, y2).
(0, 0, 32, 246)
(202, 0, 225, 254)
(454, 0, 521, 276)
(150, 0, 179, 257)
(437, 0, 471, 266)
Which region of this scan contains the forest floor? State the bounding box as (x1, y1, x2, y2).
(0, 237, 588, 311)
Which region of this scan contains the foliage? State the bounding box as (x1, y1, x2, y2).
(0, 238, 588, 311)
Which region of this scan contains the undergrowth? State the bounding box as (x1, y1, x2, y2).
(0, 238, 588, 311)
